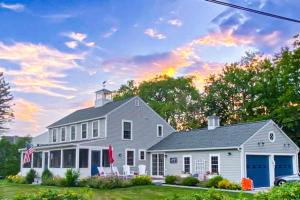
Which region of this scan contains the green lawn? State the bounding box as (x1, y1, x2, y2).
(0, 180, 254, 200)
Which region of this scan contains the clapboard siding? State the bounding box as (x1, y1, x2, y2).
(163, 149, 241, 183)
(244, 121, 298, 153)
(81, 97, 174, 172)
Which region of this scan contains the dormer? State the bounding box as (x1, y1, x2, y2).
(95, 88, 112, 107)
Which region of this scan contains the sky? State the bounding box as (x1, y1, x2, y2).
(0, 0, 299, 136)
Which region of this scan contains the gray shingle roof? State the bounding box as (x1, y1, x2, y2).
(149, 120, 270, 151)
(48, 97, 133, 128)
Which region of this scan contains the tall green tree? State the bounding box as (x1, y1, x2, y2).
(114, 76, 204, 130)
(0, 72, 13, 130)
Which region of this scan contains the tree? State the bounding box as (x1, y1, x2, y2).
(114, 76, 205, 130)
(0, 72, 13, 130)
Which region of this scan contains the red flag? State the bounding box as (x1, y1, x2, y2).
(108, 145, 114, 164)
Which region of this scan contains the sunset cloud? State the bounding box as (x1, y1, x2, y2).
(144, 28, 166, 40)
(65, 41, 78, 49)
(0, 42, 83, 98)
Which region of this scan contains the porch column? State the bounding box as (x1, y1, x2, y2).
(60, 150, 63, 168)
(20, 152, 23, 171)
(75, 147, 79, 169)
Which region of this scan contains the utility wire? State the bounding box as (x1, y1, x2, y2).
(205, 0, 300, 24)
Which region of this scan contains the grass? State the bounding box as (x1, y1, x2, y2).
(0, 180, 254, 200)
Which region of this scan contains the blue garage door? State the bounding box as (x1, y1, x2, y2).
(246, 155, 270, 188)
(275, 156, 293, 177)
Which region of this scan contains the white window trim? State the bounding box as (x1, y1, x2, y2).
(81, 123, 88, 140)
(92, 120, 100, 138)
(52, 129, 58, 143)
(61, 127, 66, 142)
(70, 125, 76, 141)
(157, 124, 163, 137)
(122, 120, 133, 140)
(182, 155, 192, 174)
(268, 131, 276, 143)
(139, 149, 146, 161)
(125, 149, 135, 166)
(209, 154, 220, 174)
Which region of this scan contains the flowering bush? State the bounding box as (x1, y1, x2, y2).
(6, 175, 26, 184)
(41, 176, 67, 186)
(13, 189, 92, 200)
(78, 176, 131, 189)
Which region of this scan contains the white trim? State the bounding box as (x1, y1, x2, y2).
(104, 117, 107, 138)
(81, 123, 88, 140)
(241, 120, 272, 146)
(70, 125, 76, 141)
(92, 120, 100, 138)
(139, 149, 146, 161)
(125, 148, 135, 167)
(157, 124, 163, 137)
(268, 131, 275, 143)
(240, 146, 245, 180)
(60, 127, 66, 142)
(122, 120, 133, 140)
(182, 155, 192, 174)
(148, 146, 239, 152)
(209, 154, 220, 174)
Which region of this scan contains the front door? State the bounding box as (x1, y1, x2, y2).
(152, 154, 164, 176)
(91, 150, 101, 176)
(44, 152, 48, 169)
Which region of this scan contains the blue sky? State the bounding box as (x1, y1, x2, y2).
(0, 0, 299, 136)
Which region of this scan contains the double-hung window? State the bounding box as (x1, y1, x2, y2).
(139, 150, 146, 161)
(157, 124, 163, 137)
(81, 123, 87, 139)
(126, 149, 135, 166)
(70, 125, 76, 141)
(61, 127, 66, 142)
(183, 156, 191, 174)
(122, 120, 132, 140)
(92, 121, 99, 138)
(210, 154, 220, 174)
(52, 129, 57, 143)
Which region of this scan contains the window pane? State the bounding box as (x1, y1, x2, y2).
(61, 128, 66, 141)
(158, 125, 163, 137)
(123, 122, 131, 139)
(63, 149, 76, 168)
(23, 153, 31, 168)
(126, 150, 134, 166)
(50, 150, 61, 168)
(93, 121, 98, 137)
(82, 124, 87, 139)
(102, 149, 110, 167)
(184, 157, 191, 173)
(211, 156, 219, 173)
(33, 152, 42, 168)
(71, 126, 76, 140)
(53, 129, 57, 142)
(140, 151, 145, 160)
(79, 149, 89, 168)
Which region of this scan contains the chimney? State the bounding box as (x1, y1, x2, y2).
(208, 115, 220, 130)
(95, 88, 112, 107)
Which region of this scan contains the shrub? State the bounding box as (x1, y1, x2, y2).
(42, 176, 66, 186)
(41, 169, 53, 183)
(217, 178, 231, 189)
(13, 189, 92, 200)
(228, 183, 242, 190)
(78, 176, 131, 189)
(65, 169, 80, 187)
(181, 176, 200, 186)
(254, 181, 300, 200)
(25, 169, 36, 184)
(131, 176, 152, 186)
(165, 175, 178, 184)
(6, 175, 26, 184)
(205, 175, 223, 188)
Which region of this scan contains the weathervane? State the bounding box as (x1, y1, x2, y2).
(102, 81, 107, 89)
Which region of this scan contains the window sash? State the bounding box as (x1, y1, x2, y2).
(126, 150, 134, 166)
(92, 121, 99, 138)
(210, 156, 219, 173)
(61, 128, 66, 141)
(183, 157, 191, 173)
(123, 121, 132, 139)
(102, 149, 110, 167)
(52, 129, 57, 142)
(157, 125, 163, 137)
(71, 126, 76, 140)
(81, 124, 87, 139)
(140, 151, 145, 160)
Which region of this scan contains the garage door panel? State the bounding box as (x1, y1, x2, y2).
(246, 155, 270, 188)
(275, 156, 293, 177)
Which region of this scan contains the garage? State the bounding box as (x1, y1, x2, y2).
(246, 155, 270, 188)
(275, 155, 293, 177)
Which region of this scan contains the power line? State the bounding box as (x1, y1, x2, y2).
(205, 0, 300, 24)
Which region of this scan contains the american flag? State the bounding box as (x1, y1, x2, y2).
(23, 143, 34, 164)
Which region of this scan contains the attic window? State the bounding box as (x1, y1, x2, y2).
(269, 131, 275, 143)
(135, 99, 140, 106)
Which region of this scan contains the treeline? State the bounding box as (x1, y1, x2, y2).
(114, 35, 300, 146)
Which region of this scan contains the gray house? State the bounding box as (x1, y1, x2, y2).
(149, 116, 299, 187)
(20, 89, 299, 188)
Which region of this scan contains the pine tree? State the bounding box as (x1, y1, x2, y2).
(0, 72, 13, 130)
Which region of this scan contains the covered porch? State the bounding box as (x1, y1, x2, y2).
(20, 144, 112, 178)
